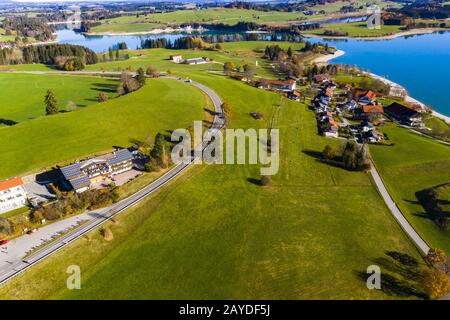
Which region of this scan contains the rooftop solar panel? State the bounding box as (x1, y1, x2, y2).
(108, 149, 133, 166)
(60, 163, 82, 180)
(69, 175, 90, 190)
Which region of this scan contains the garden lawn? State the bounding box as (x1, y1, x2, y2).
(0, 73, 118, 124)
(0, 75, 423, 300)
(0, 78, 206, 180)
(370, 124, 450, 253)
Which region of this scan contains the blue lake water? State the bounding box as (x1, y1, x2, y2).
(56, 29, 450, 116)
(308, 31, 450, 116)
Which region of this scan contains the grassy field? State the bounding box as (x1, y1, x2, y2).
(90, 8, 308, 33)
(85, 43, 306, 79)
(370, 124, 450, 253)
(0, 70, 424, 299)
(303, 22, 406, 37)
(0, 78, 206, 180)
(0, 73, 118, 125)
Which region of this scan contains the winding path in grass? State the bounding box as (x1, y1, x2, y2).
(0, 74, 225, 285)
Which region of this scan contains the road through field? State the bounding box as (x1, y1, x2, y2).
(0, 74, 225, 285)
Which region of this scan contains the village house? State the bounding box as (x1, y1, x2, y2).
(288, 91, 301, 101)
(259, 79, 297, 92)
(356, 90, 377, 105)
(169, 54, 183, 63)
(0, 177, 28, 214)
(385, 102, 423, 126)
(60, 149, 134, 193)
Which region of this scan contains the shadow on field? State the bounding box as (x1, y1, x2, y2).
(302, 149, 345, 170)
(247, 177, 262, 186)
(91, 82, 117, 93)
(0, 118, 18, 126)
(355, 250, 427, 299)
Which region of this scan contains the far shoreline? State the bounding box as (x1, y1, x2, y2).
(303, 27, 449, 41)
(318, 50, 450, 124)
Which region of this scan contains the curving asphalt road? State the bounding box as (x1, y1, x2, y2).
(0, 75, 225, 285)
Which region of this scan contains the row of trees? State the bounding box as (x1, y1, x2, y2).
(322, 142, 370, 171)
(117, 68, 146, 95)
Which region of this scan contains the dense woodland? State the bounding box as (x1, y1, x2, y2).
(0, 44, 98, 69)
(1, 16, 54, 41)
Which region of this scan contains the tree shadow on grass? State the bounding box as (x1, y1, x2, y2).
(355, 250, 427, 299)
(0, 118, 17, 126)
(91, 82, 117, 93)
(247, 177, 262, 186)
(301, 149, 345, 170)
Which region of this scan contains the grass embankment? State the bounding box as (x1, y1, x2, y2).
(0, 73, 118, 125)
(0, 78, 205, 180)
(0, 72, 423, 300)
(370, 124, 450, 253)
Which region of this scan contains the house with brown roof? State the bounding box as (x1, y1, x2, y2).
(385, 102, 423, 126)
(259, 79, 296, 92)
(0, 177, 28, 214)
(363, 104, 384, 114)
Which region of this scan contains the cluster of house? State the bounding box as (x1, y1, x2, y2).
(312, 75, 425, 141)
(169, 54, 209, 65)
(60, 148, 134, 193)
(313, 80, 341, 138)
(0, 177, 28, 215)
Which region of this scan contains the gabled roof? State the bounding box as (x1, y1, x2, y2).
(60, 163, 82, 180)
(108, 148, 133, 166)
(363, 104, 384, 113)
(0, 177, 23, 191)
(69, 175, 91, 191)
(365, 90, 377, 100)
(385, 102, 419, 117)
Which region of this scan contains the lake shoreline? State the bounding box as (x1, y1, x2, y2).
(322, 50, 450, 123)
(303, 28, 449, 41)
(85, 26, 207, 36)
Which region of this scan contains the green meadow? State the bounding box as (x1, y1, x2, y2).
(0, 73, 117, 124)
(90, 8, 308, 34)
(0, 78, 205, 179)
(370, 124, 450, 253)
(0, 72, 424, 300)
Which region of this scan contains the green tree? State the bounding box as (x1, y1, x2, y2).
(243, 64, 256, 81)
(146, 65, 160, 78)
(322, 145, 335, 160)
(97, 92, 109, 102)
(44, 89, 58, 115)
(223, 61, 236, 76)
(135, 67, 146, 87)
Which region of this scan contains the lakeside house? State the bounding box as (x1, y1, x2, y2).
(0, 177, 28, 214)
(385, 102, 423, 126)
(357, 90, 377, 105)
(60, 148, 134, 193)
(259, 79, 296, 92)
(185, 57, 209, 65)
(169, 54, 183, 63)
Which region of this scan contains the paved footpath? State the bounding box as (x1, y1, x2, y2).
(370, 163, 430, 255)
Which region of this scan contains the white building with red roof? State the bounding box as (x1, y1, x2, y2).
(0, 177, 28, 214)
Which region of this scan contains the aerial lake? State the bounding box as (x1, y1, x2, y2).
(56, 28, 450, 116)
